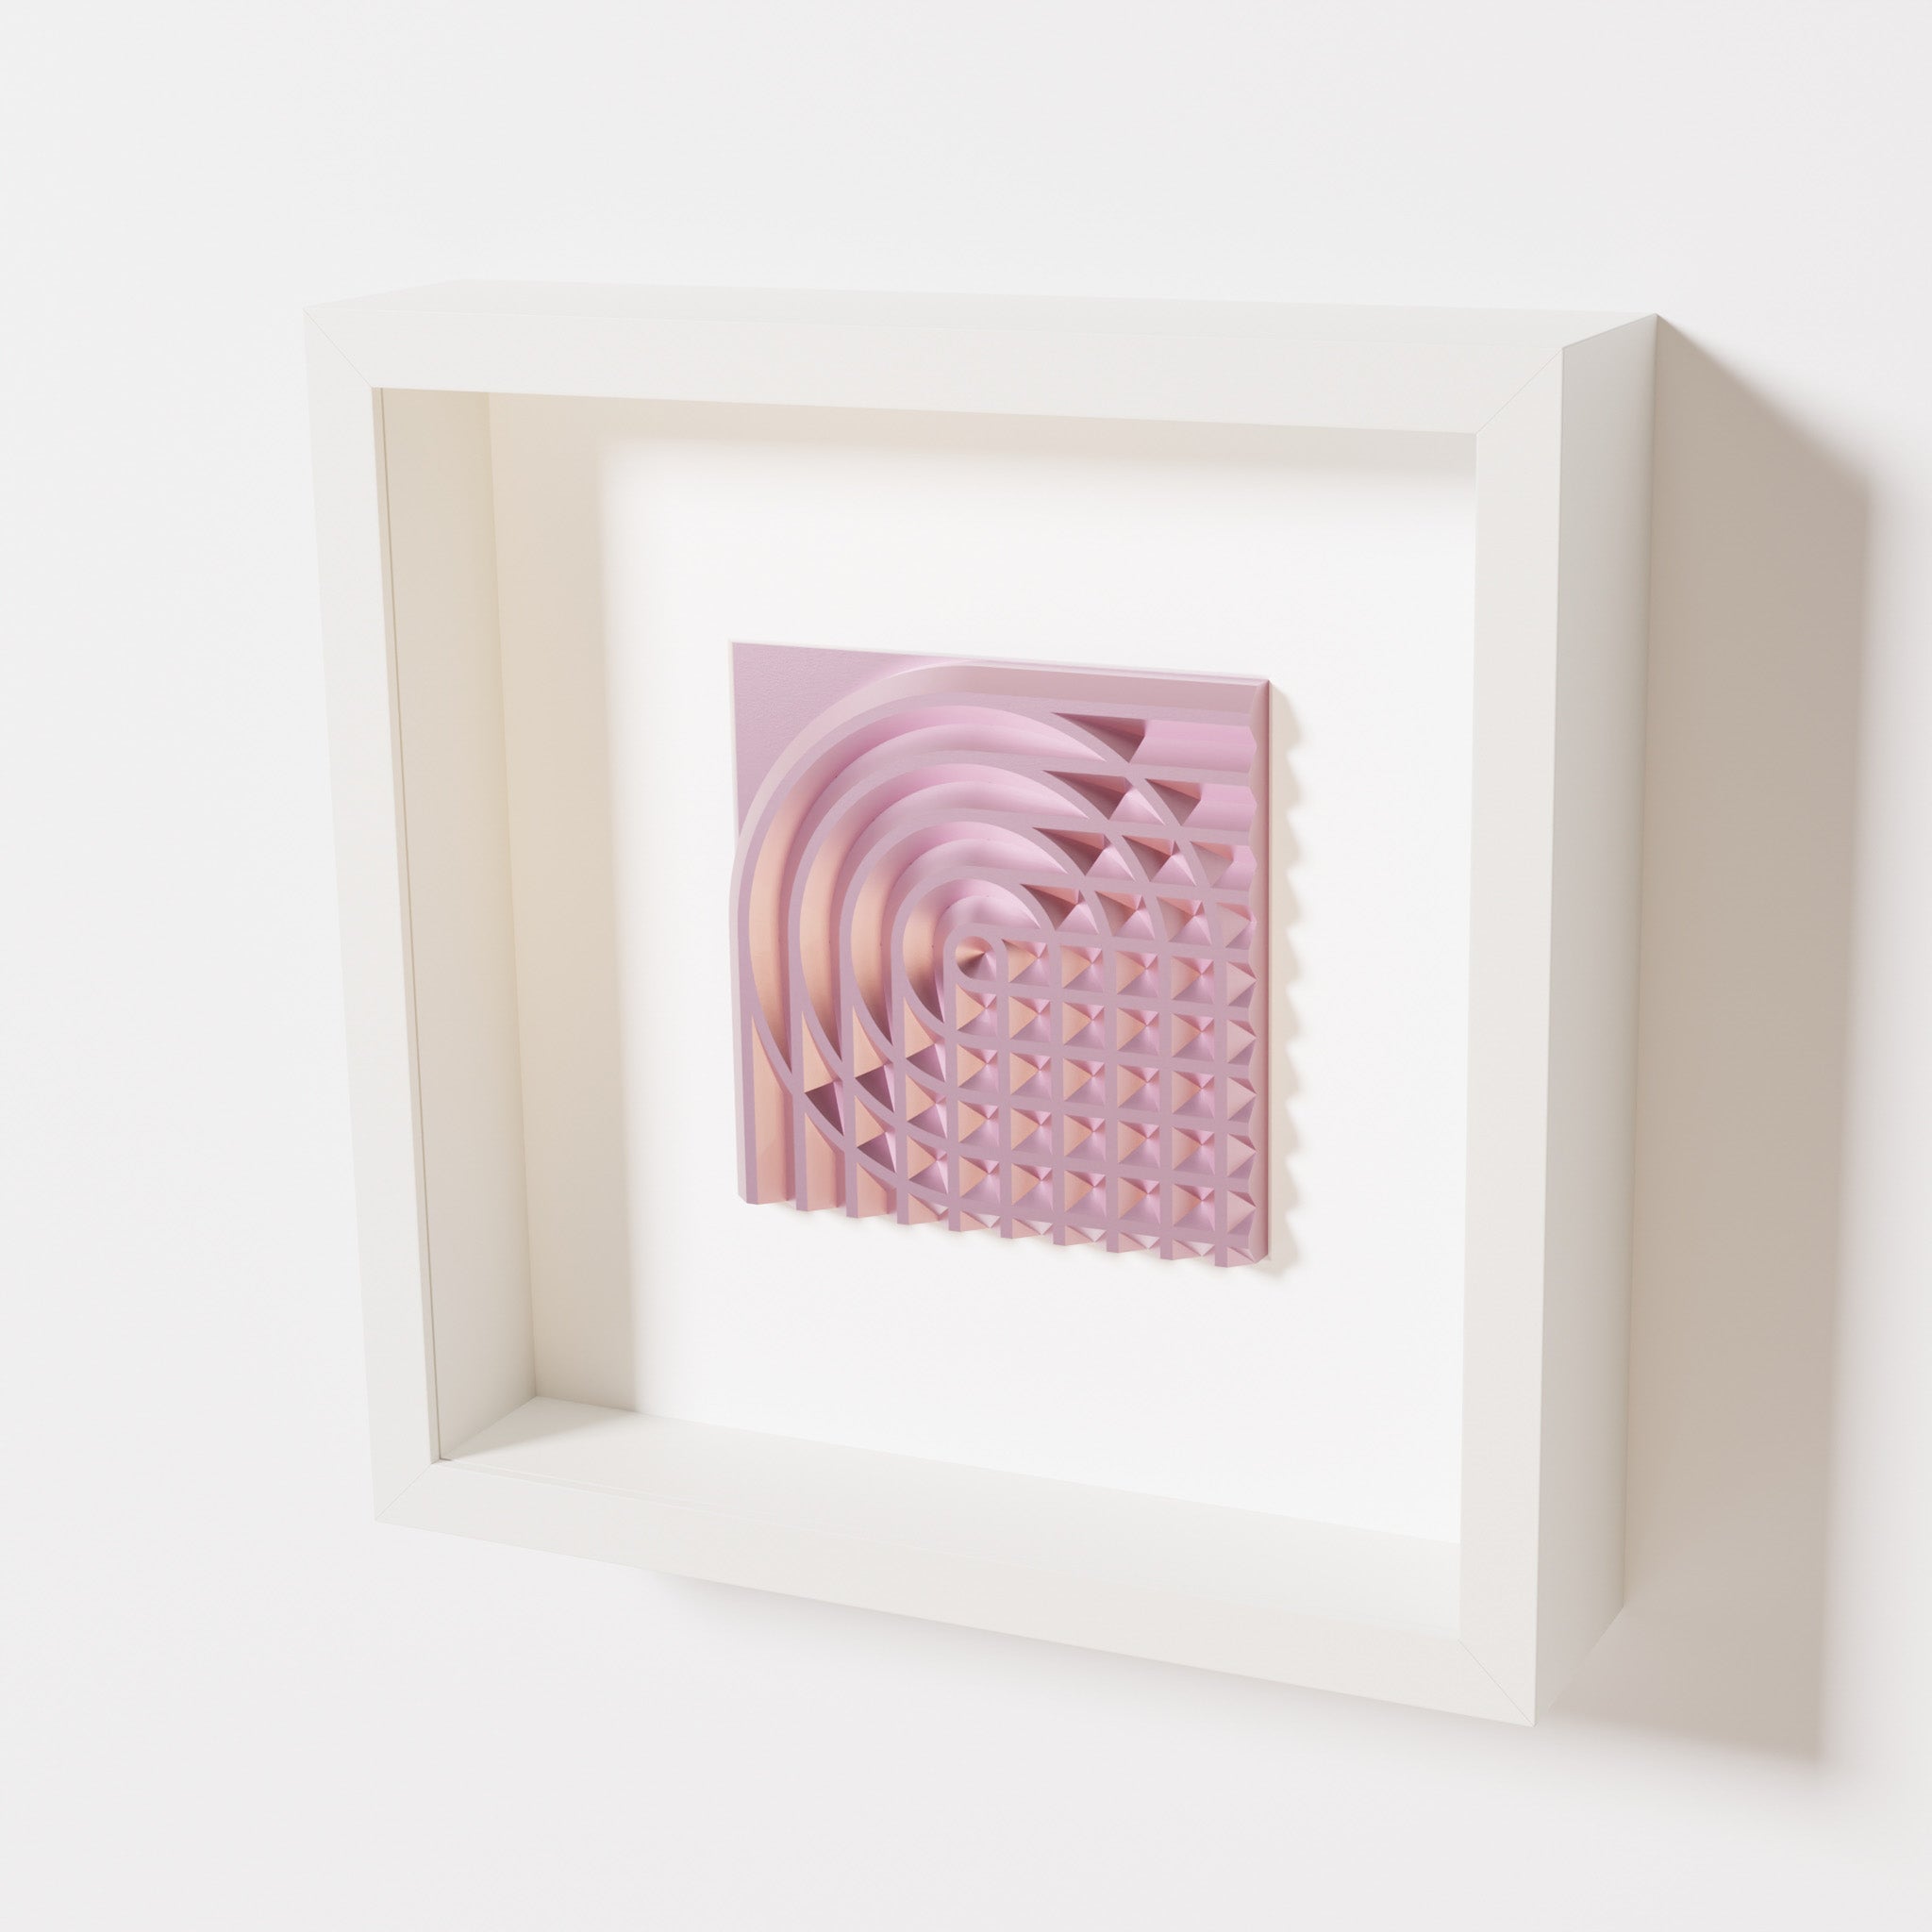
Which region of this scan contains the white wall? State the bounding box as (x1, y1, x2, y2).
(4, 3, 1928, 1925)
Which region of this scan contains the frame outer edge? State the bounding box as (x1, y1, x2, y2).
(305, 288, 1657, 1719)
(307, 320, 440, 1508)
(305, 294, 1600, 436)
(386, 1458, 1527, 1722)
(1459, 321, 1657, 1719)
(1461, 353, 1565, 1719)
(1531, 317, 1657, 1711)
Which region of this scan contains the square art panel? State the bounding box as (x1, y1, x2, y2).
(731, 643, 1269, 1266)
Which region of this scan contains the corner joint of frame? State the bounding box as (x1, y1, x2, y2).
(1458, 1640, 1536, 1724)
(1473, 346, 1565, 440)
(305, 308, 381, 390)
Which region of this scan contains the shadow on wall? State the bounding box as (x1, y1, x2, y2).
(1557, 325, 1868, 1758)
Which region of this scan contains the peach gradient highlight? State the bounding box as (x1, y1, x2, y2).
(730, 643, 1268, 1267)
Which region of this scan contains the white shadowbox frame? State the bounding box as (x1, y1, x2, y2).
(307, 284, 1655, 1724)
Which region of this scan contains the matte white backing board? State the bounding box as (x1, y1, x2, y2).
(489, 396, 1474, 1539)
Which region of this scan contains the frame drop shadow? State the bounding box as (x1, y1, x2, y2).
(1557, 325, 1867, 1757)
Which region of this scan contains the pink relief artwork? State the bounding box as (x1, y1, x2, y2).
(730, 642, 1269, 1267)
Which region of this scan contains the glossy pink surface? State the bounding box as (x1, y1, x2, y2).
(731, 643, 1268, 1266)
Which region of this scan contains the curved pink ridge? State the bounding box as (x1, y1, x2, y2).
(731, 644, 1268, 1268)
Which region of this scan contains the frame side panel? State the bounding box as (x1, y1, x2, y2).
(308, 300, 1590, 437)
(1460, 358, 1565, 1716)
(1533, 319, 1656, 1708)
(382, 390, 539, 1448)
(307, 325, 438, 1507)
(387, 1428, 1525, 1722)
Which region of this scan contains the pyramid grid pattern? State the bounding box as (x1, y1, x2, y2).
(731, 646, 1268, 1266)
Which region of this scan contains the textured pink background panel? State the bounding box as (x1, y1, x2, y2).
(731, 642, 1269, 1267)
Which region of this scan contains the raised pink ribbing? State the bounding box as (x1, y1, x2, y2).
(731, 644, 1268, 1267)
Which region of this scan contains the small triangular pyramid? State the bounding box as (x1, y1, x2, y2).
(1043, 828, 1107, 873)
(1058, 714, 1147, 761)
(1051, 771, 1131, 818)
(1149, 779, 1201, 824)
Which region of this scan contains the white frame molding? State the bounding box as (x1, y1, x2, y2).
(308, 284, 1655, 1723)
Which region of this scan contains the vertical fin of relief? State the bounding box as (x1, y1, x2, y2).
(800, 1107, 845, 1211)
(750, 1034, 792, 1204)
